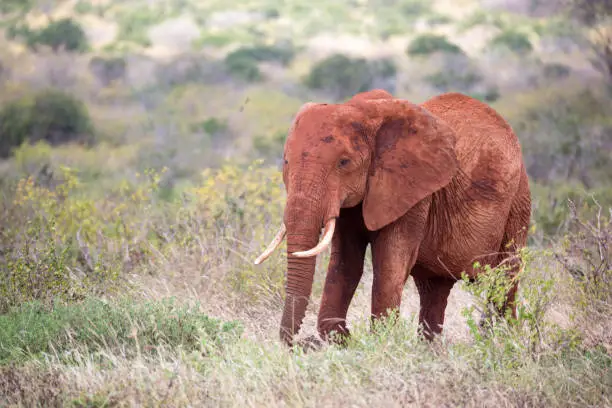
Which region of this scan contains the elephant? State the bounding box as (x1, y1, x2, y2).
(254, 89, 531, 347)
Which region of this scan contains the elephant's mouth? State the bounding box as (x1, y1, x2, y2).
(253, 217, 336, 264)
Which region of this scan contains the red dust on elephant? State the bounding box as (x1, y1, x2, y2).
(254, 89, 531, 347)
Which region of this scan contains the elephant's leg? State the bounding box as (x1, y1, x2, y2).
(369, 199, 430, 326)
(412, 271, 455, 340)
(482, 181, 530, 327)
(317, 205, 369, 343)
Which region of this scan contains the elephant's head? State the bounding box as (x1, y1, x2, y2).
(254, 90, 459, 346)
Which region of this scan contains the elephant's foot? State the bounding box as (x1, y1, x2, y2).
(293, 335, 324, 353)
(318, 320, 352, 347)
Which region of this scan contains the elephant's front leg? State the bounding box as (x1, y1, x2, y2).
(370, 200, 430, 324)
(317, 205, 369, 344)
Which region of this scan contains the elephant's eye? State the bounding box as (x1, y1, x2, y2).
(338, 158, 350, 168)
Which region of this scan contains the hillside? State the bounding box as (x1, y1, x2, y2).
(0, 0, 611, 406)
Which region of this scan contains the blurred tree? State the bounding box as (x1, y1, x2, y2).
(224, 43, 296, 82)
(25, 18, 89, 52)
(0, 0, 34, 13)
(304, 54, 396, 100)
(89, 56, 127, 87)
(514, 88, 612, 187)
(0, 90, 93, 157)
(406, 34, 463, 56)
(489, 30, 533, 54)
(564, 0, 612, 88)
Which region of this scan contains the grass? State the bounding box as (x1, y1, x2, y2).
(0, 161, 610, 405)
(0, 290, 609, 406)
(0, 297, 242, 365)
(0, 0, 611, 405)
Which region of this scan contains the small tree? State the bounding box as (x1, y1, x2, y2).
(565, 0, 612, 88)
(489, 30, 533, 54)
(89, 56, 127, 86)
(27, 18, 89, 52)
(304, 54, 396, 100)
(0, 90, 93, 157)
(406, 34, 463, 56)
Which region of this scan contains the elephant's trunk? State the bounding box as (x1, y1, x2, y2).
(279, 194, 328, 346)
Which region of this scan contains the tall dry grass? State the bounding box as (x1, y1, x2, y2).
(0, 162, 610, 407)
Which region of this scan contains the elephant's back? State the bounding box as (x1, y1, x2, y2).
(420, 92, 523, 166)
(420, 92, 524, 193)
(416, 93, 527, 277)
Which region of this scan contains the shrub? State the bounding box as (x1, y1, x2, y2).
(116, 8, 161, 46)
(226, 44, 295, 66)
(0, 90, 93, 157)
(223, 42, 296, 81)
(512, 88, 612, 187)
(530, 181, 612, 239)
(0, 167, 167, 311)
(0, 0, 34, 13)
(555, 201, 611, 305)
(0, 98, 32, 157)
(304, 54, 397, 100)
(541, 62, 571, 79)
(224, 52, 263, 82)
(191, 117, 228, 135)
(88, 56, 127, 86)
(553, 201, 612, 349)
(489, 30, 533, 54)
(406, 34, 463, 56)
(253, 129, 286, 160)
(74, 0, 95, 14)
(425, 70, 482, 92)
(26, 18, 89, 52)
(459, 248, 587, 368)
(0, 297, 242, 364)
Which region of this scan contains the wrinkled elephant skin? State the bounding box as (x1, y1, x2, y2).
(255, 89, 531, 347)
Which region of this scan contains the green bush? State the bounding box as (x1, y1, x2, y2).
(253, 129, 286, 159)
(191, 117, 228, 135)
(425, 70, 482, 92)
(530, 181, 612, 239)
(0, 298, 242, 364)
(489, 30, 533, 54)
(226, 44, 295, 66)
(26, 18, 89, 52)
(74, 0, 95, 14)
(224, 52, 263, 82)
(406, 33, 463, 56)
(0, 0, 34, 13)
(0, 167, 169, 311)
(5, 22, 31, 41)
(512, 88, 612, 187)
(304, 54, 397, 100)
(223, 42, 295, 81)
(116, 8, 162, 46)
(0, 98, 32, 157)
(0, 89, 93, 157)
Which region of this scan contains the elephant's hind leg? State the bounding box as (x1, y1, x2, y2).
(413, 268, 456, 340)
(317, 205, 368, 344)
(483, 173, 531, 325)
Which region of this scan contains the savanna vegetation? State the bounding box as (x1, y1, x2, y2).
(0, 0, 610, 406)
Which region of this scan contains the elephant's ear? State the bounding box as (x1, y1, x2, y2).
(362, 101, 459, 231)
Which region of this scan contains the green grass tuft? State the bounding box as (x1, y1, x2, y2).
(0, 297, 242, 365)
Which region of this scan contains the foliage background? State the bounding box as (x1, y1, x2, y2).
(0, 0, 610, 406)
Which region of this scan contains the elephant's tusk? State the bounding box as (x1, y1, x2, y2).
(254, 223, 287, 265)
(291, 218, 336, 258)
